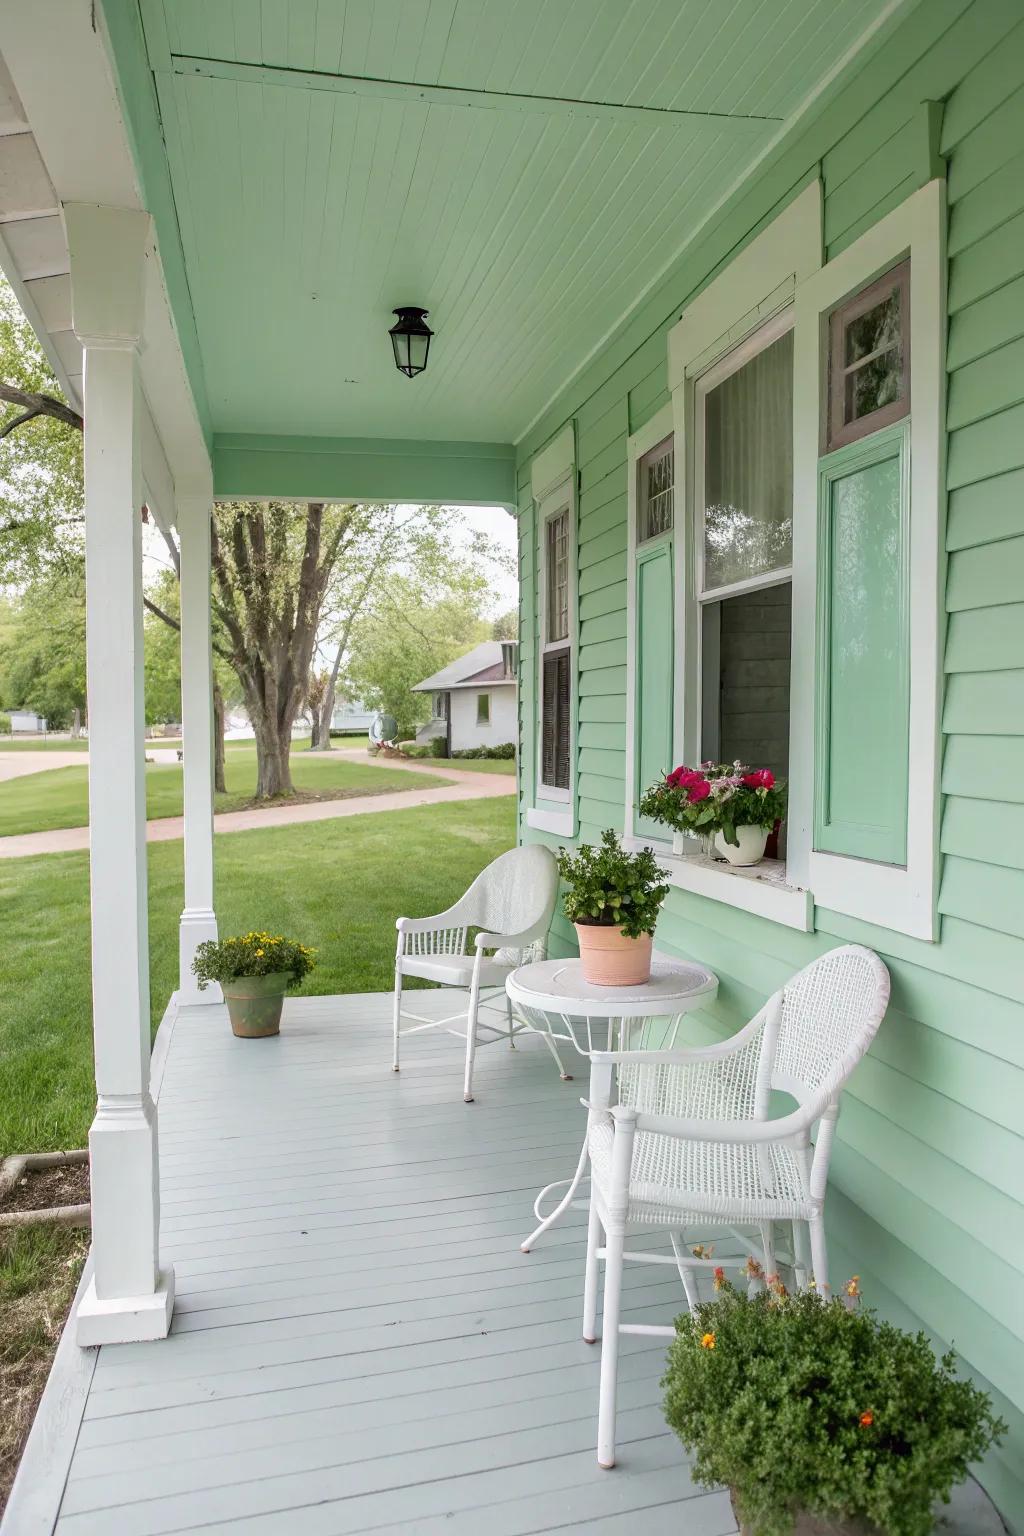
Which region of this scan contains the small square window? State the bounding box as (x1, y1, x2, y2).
(476, 692, 490, 725)
(826, 260, 909, 451)
(638, 438, 674, 543)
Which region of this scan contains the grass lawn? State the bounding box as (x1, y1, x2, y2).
(0, 738, 91, 752)
(0, 744, 452, 838)
(0, 794, 515, 1158)
(445, 757, 516, 775)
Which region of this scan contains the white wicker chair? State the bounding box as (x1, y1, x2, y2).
(392, 844, 560, 1102)
(583, 943, 890, 1468)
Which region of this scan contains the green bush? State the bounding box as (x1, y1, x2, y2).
(428, 736, 449, 759)
(662, 1272, 1004, 1536)
(556, 830, 669, 938)
(399, 743, 431, 759)
(0, 713, 10, 736)
(192, 931, 316, 990)
(451, 743, 516, 760)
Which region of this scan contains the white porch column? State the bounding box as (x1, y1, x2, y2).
(66, 203, 174, 1345)
(177, 493, 220, 1003)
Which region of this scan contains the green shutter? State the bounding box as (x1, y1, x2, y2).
(634, 541, 674, 840)
(815, 422, 910, 865)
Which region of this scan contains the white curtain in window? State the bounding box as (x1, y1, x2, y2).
(703, 329, 793, 591)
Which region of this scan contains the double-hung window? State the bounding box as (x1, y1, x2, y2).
(540, 498, 572, 793)
(694, 311, 794, 793)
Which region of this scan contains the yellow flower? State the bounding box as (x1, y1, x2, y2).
(845, 1275, 861, 1299)
(255, 948, 264, 957)
(700, 1332, 716, 1350)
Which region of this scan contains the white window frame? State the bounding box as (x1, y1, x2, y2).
(788, 178, 945, 941)
(656, 181, 822, 931)
(527, 424, 577, 837)
(624, 402, 675, 842)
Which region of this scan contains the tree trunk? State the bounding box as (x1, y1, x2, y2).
(71, 706, 82, 739)
(212, 679, 227, 795)
(251, 708, 293, 799)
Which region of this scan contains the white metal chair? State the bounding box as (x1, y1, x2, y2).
(582, 943, 890, 1468)
(392, 844, 560, 1102)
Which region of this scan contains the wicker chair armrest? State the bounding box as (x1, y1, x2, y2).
(396, 901, 473, 934)
(474, 920, 548, 951)
(626, 1102, 818, 1145)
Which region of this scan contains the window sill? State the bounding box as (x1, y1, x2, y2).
(527, 806, 575, 837)
(627, 838, 812, 931)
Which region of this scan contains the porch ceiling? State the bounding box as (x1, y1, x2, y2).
(121, 0, 895, 445)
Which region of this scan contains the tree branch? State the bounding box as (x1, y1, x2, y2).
(143, 596, 180, 632)
(0, 385, 83, 437)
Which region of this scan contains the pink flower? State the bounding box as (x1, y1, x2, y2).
(687, 779, 711, 803)
(743, 769, 775, 790)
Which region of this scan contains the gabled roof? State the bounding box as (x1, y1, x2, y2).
(413, 641, 517, 693)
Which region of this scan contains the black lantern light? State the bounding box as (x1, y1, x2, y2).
(389, 306, 433, 378)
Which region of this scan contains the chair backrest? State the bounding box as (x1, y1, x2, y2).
(767, 944, 890, 1111)
(461, 844, 558, 937)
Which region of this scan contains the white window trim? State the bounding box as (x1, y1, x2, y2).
(624, 402, 675, 845)
(788, 178, 946, 941)
(648, 181, 822, 931)
(528, 455, 578, 837)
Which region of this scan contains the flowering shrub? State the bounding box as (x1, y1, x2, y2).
(639, 759, 787, 847)
(662, 1269, 1004, 1536)
(556, 830, 670, 938)
(191, 932, 316, 990)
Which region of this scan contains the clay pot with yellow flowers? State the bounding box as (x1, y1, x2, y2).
(191, 932, 316, 1037)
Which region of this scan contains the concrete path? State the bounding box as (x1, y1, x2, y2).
(0, 750, 89, 782)
(0, 756, 515, 860)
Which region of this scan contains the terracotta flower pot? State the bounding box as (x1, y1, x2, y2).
(222, 972, 290, 1038)
(575, 924, 652, 986)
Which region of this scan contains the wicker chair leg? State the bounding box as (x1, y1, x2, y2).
(583, 1199, 603, 1343)
(809, 1213, 829, 1295)
(391, 967, 402, 1073)
(463, 970, 483, 1103)
(792, 1219, 811, 1289)
(597, 1226, 625, 1469)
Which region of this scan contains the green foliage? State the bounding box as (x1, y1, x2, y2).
(640, 760, 787, 845)
(556, 830, 669, 938)
(0, 713, 9, 735)
(451, 743, 515, 759)
(0, 278, 84, 583)
(192, 931, 317, 990)
(662, 1275, 1005, 1536)
(491, 608, 518, 641)
(0, 567, 86, 729)
(428, 735, 449, 758)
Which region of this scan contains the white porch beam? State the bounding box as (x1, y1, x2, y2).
(66, 201, 174, 1346)
(177, 493, 220, 1004)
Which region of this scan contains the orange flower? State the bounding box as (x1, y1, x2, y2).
(860, 1411, 874, 1427)
(742, 1256, 764, 1281)
(845, 1275, 861, 1299)
(713, 1265, 726, 1290)
(700, 1332, 716, 1350)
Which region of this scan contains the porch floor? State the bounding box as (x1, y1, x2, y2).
(55, 990, 735, 1535)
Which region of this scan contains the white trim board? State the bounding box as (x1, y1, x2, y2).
(532, 466, 578, 834)
(788, 178, 946, 942)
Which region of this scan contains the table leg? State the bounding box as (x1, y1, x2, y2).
(521, 1134, 590, 1253)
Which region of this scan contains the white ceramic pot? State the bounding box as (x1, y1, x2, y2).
(714, 824, 768, 866)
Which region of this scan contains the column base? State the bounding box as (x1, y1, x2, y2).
(76, 1266, 175, 1346)
(178, 907, 221, 1004)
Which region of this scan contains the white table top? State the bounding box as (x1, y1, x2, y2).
(506, 957, 718, 1019)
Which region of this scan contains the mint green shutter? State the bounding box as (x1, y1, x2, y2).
(815, 422, 910, 865)
(634, 542, 674, 841)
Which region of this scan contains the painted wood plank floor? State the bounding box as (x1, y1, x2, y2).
(57, 991, 735, 1536)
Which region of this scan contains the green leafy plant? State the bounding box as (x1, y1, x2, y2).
(640, 760, 787, 847)
(451, 742, 516, 760)
(191, 931, 316, 990)
(0, 713, 10, 735)
(556, 830, 670, 938)
(428, 735, 449, 759)
(662, 1270, 1004, 1536)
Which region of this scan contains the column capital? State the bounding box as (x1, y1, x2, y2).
(64, 202, 151, 349)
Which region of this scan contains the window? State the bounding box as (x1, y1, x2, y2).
(637, 437, 674, 543)
(476, 692, 491, 725)
(695, 312, 794, 792)
(539, 492, 575, 798)
(826, 260, 909, 451)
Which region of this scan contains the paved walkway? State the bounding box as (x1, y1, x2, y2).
(0, 750, 90, 782)
(0, 755, 515, 860)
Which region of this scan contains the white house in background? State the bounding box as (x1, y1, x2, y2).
(413, 641, 517, 753)
(330, 695, 376, 734)
(8, 708, 47, 734)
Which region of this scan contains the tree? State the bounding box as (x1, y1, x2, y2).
(210, 501, 367, 797)
(491, 608, 519, 642)
(0, 566, 87, 732)
(344, 553, 494, 737)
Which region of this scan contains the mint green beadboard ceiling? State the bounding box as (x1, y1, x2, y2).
(130, 0, 893, 445)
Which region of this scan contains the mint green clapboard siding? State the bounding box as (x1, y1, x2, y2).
(518, 4, 1024, 1525)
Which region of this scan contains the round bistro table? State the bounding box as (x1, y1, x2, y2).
(505, 957, 718, 1251)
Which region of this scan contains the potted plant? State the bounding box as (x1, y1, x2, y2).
(557, 830, 670, 986)
(640, 760, 787, 867)
(662, 1268, 1005, 1536)
(192, 931, 316, 1038)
